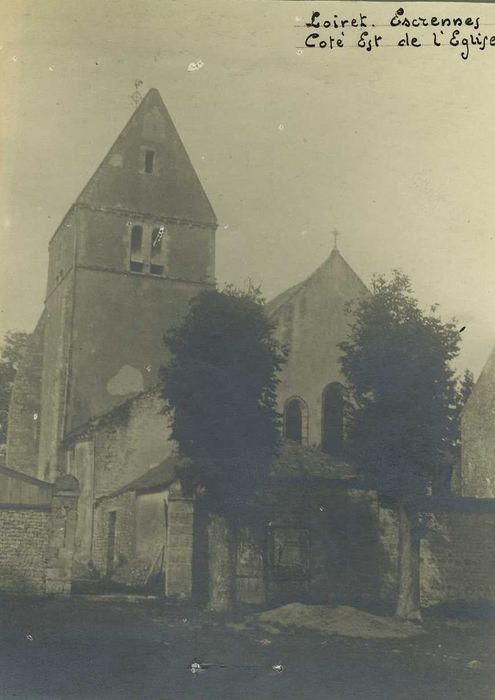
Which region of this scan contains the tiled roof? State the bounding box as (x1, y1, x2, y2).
(101, 454, 190, 500)
(271, 441, 357, 481)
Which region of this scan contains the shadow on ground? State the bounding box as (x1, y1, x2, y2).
(0, 595, 494, 700)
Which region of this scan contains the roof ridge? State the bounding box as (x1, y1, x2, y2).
(265, 248, 366, 317)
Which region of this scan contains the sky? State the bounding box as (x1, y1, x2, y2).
(1, 0, 495, 377)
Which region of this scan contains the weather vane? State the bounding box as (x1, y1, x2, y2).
(332, 228, 340, 250)
(131, 80, 144, 107)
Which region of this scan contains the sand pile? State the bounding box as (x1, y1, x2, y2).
(254, 604, 425, 639)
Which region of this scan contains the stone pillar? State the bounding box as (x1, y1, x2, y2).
(165, 495, 194, 598)
(45, 474, 79, 595)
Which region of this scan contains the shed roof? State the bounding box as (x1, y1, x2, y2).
(101, 454, 190, 500)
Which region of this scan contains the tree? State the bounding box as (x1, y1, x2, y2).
(452, 368, 474, 455)
(0, 330, 29, 443)
(438, 368, 475, 495)
(339, 271, 462, 620)
(160, 283, 286, 608)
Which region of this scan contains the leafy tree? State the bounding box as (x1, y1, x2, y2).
(440, 368, 475, 494)
(339, 271, 462, 620)
(0, 330, 29, 443)
(452, 368, 474, 452)
(160, 283, 286, 608)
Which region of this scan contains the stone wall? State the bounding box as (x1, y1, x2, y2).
(69, 440, 95, 566)
(229, 489, 495, 611)
(93, 492, 136, 578)
(66, 390, 174, 570)
(0, 474, 79, 596)
(266, 250, 367, 448)
(377, 506, 399, 605)
(45, 478, 80, 594)
(38, 271, 75, 481)
(421, 505, 495, 606)
(135, 491, 167, 560)
(233, 484, 396, 607)
(66, 265, 212, 436)
(6, 315, 45, 477)
(363, 500, 495, 609)
(0, 505, 51, 594)
(92, 391, 172, 499)
(460, 347, 495, 497)
(94, 487, 183, 594)
(166, 495, 193, 598)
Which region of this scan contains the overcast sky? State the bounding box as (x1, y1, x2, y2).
(2, 0, 495, 377)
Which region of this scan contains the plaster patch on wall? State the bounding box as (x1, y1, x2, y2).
(109, 152, 124, 167)
(106, 365, 144, 396)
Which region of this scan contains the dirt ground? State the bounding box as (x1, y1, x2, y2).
(0, 595, 494, 700)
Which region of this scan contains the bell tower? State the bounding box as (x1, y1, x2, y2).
(37, 88, 217, 479)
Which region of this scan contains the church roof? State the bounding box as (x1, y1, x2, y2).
(271, 441, 357, 481)
(462, 343, 495, 421)
(265, 247, 368, 318)
(71, 88, 216, 226)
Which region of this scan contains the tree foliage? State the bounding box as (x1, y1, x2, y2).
(339, 271, 465, 501)
(160, 283, 286, 514)
(0, 330, 30, 443)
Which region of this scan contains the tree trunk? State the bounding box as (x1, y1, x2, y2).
(395, 501, 422, 621)
(208, 512, 235, 611)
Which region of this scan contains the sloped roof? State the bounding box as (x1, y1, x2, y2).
(265, 247, 368, 319)
(462, 343, 495, 421)
(53, 88, 216, 238)
(100, 441, 355, 503)
(271, 441, 357, 481)
(101, 454, 190, 500)
(0, 465, 52, 488)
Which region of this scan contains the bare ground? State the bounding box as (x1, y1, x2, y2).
(0, 595, 494, 700)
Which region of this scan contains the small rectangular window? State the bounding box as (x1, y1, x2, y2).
(150, 264, 164, 276)
(144, 150, 155, 174)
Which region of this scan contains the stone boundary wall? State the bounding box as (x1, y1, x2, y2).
(421, 507, 495, 606)
(0, 475, 79, 596)
(0, 504, 51, 594)
(376, 500, 495, 608)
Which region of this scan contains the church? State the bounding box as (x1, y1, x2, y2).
(3, 89, 495, 609)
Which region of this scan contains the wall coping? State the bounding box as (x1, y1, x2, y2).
(0, 502, 51, 511)
(0, 465, 52, 489)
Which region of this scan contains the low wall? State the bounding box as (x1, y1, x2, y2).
(0, 505, 51, 594)
(374, 499, 495, 608)
(0, 474, 79, 596)
(421, 505, 495, 606)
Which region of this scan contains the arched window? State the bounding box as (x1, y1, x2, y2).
(321, 382, 344, 456)
(284, 397, 308, 444)
(150, 226, 165, 276)
(130, 225, 144, 273)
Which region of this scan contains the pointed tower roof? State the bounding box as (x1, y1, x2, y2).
(75, 88, 216, 225)
(266, 247, 367, 318)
